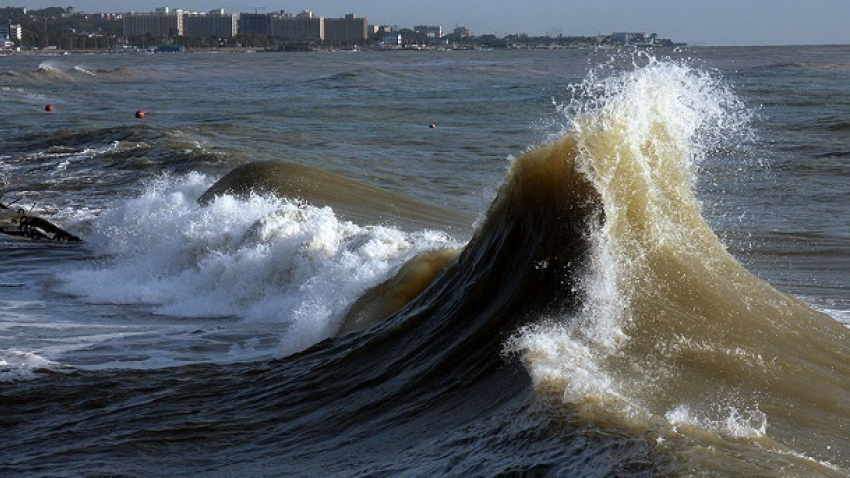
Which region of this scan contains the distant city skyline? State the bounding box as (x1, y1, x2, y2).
(12, 0, 850, 46)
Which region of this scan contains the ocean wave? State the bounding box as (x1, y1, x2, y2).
(4, 54, 847, 476)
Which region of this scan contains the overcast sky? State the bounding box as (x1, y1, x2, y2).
(19, 0, 850, 46)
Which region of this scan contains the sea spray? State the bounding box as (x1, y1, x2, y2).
(510, 55, 753, 402)
(506, 53, 850, 474)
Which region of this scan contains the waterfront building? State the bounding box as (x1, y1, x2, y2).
(239, 12, 272, 36)
(183, 9, 238, 39)
(123, 8, 183, 39)
(0, 23, 23, 41)
(611, 32, 646, 45)
(124, 7, 239, 41)
(324, 14, 368, 45)
(453, 26, 470, 39)
(122, 8, 367, 45)
(414, 25, 443, 40)
(382, 33, 402, 47)
(272, 10, 323, 42)
(233, 10, 369, 45)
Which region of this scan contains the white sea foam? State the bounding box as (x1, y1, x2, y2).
(811, 302, 850, 329)
(0, 350, 59, 382)
(665, 404, 768, 439)
(58, 172, 460, 361)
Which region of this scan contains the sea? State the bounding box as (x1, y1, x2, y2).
(0, 45, 848, 477)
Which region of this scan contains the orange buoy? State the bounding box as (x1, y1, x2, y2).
(44, 104, 54, 112)
(135, 110, 146, 119)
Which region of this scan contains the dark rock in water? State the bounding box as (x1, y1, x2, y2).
(0, 203, 81, 242)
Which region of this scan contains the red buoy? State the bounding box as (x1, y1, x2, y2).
(135, 110, 146, 119)
(44, 104, 54, 112)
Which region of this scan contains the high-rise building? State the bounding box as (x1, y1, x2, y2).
(239, 13, 272, 36)
(324, 14, 368, 44)
(272, 11, 323, 41)
(124, 8, 239, 40)
(123, 9, 183, 38)
(183, 10, 238, 38)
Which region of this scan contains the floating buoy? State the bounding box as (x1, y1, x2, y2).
(44, 104, 54, 112)
(135, 110, 146, 119)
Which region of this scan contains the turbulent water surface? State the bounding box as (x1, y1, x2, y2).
(1, 46, 848, 476)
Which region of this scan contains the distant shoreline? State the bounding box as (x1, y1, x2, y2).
(4, 44, 844, 56)
(5, 44, 683, 56)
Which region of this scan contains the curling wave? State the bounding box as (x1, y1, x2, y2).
(506, 57, 850, 473)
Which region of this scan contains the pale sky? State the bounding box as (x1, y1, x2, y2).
(17, 0, 850, 46)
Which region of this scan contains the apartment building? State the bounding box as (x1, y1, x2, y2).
(123, 7, 183, 38)
(183, 9, 237, 39)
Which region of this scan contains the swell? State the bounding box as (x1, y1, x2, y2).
(198, 160, 471, 234)
(5, 125, 156, 154)
(744, 61, 850, 73)
(0, 65, 132, 83)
